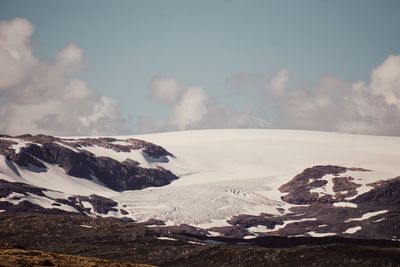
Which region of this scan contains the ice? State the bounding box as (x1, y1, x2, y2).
(114, 177, 287, 226)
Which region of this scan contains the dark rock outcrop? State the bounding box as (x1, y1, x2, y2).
(0, 179, 126, 217)
(353, 177, 400, 206)
(279, 165, 348, 205)
(278, 165, 371, 205)
(0, 179, 79, 214)
(74, 194, 119, 214)
(0, 134, 179, 192)
(228, 214, 283, 229)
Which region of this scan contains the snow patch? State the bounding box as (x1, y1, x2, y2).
(157, 237, 177, 241)
(310, 174, 336, 197)
(42, 190, 68, 200)
(0, 192, 79, 213)
(3, 160, 115, 196)
(207, 231, 221, 237)
(79, 145, 154, 168)
(344, 226, 362, 234)
(188, 241, 206, 245)
(345, 210, 388, 222)
(0, 192, 26, 204)
(0, 138, 33, 153)
(243, 235, 257, 239)
(54, 142, 80, 153)
(248, 218, 317, 233)
(307, 231, 336, 237)
(333, 202, 357, 208)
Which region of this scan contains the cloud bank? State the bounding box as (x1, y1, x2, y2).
(274, 55, 400, 136)
(1, 18, 400, 136)
(0, 18, 126, 136)
(141, 76, 269, 133)
(143, 55, 400, 136)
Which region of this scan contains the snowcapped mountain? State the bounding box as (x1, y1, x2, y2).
(1, 129, 400, 241)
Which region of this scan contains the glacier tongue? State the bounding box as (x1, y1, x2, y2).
(114, 176, 288, 226)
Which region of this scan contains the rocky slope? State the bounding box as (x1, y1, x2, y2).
(0, 245, 152, 267)
(221, 165, 400, 240)
(1, 164, 399, 241)
(0, 134, 177, 192)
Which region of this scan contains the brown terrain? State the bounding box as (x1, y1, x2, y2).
(0, 246, 152, 267)
(0, 213, 399, 267)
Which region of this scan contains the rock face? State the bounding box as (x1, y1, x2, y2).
(216, 165, 400, 240)
(73, 195, 119, 215)
(0, 134, 178, 191)
(0, 179, 128, 217)
(279, 165, 368, 205)
(353, 177, 400, 206)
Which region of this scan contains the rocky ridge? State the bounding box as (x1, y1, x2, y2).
(0, 134, 178, 191)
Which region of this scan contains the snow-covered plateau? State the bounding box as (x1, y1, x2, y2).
(114, 129, 400, 225)
(1, 129, 400, 239)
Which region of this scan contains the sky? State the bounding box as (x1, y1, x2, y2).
(0, 0, 400, 136)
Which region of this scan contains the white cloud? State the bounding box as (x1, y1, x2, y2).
(145, 77, 269, 132)
(2, 18, 400, 137)
(54, 43, 84, 73)
(275, 67, 400, 136)
(224, 55, 400, 136)
(269, 68, 288, 96)
(0, 18, 35, 89)
(370, 55, 400, 109)
(0, 18, 126, 136)
(186, 104, 269, 130)
(170, 86, 208, 130)
(149, 76, 183, 105)
(144, 54, 400, 136)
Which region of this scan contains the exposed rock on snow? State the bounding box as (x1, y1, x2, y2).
(1, 129, 400, 240)
(0, 135, 178, 191)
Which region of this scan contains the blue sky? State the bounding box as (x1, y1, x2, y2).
(0, 0, 400, 135)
